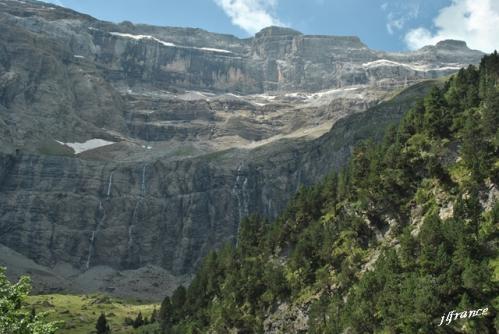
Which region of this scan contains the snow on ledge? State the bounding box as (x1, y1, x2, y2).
(198, 47, 232, 54)
(56, 139, 116, 154)
(362, 59, 463, 72)
(109, 32, 232, 54)
(109, 32, 176, 47)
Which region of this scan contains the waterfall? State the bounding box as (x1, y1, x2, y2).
(241, 177, 249, 217)
(128, 163, 146, 261)
(232, 164, 249, 245)
(141, 165, 146, 194)
(296, 169, 302, 192)
(232, 164, 242, 221)
(127, 225, 134, 253)
(106, 172, 114, 198)
(85, 231, 95, 270)
(132, 200, 140, 219)
(85, 200, 105, 271)
(126, 201, 140, 260)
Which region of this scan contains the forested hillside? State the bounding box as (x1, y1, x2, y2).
(152, 53, 499, 333)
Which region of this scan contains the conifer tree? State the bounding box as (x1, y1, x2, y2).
(132, 312, 144, 329)
(96, 313, 110, 334)
(150, 308, 157, 323)
(159, 296, 173, 331)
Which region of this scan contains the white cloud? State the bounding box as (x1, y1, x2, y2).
(386, 13, 404, 35)
(383, 2, 420, 35)
(405, 0, 499, 52)
(214, 0, 284, 35)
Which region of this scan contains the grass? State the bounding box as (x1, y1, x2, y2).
(173, 146, 198, 157)
(36, 139, 74, 156)
(27, 294, 159, 334)
(202, 147, 234, 162)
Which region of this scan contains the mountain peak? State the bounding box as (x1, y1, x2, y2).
(435, 39, 469, 49)
(254, 26, 303, 38)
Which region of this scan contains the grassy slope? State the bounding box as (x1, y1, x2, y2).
(27, 294, 159, 334)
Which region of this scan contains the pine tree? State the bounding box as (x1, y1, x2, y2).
(96, 313, 110, 334)
(132, 311, 144, 329)
(482, 91, 499, 139)
(171, 285, 186, 322)
(150, 308, 157, 323)
(159, 296, 173, 331)
(29, 307, 36, 321)
(423, 86, 450, 137)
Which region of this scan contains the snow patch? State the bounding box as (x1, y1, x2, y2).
(254, 94, 277, 101)
(198, 47, 232, 54)
(179, 90, 213, 100)
(435, 65, 465, 71)
(109, 32, 176, 47)
(109, 32, 232, 54)
(284, 87, 361, 100)
(362, 59, 462, 72)
(57, 139, 116, 154)
(310, 87, 360, 99)
(363, 59, 424, 70)
(225, 93, 243, 99)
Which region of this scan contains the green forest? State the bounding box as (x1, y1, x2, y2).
(153, 53, 499, 333)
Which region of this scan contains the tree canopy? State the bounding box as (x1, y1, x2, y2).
(157, 52, 499, 334)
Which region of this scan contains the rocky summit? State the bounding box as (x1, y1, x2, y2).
(0, 0, 484, 299)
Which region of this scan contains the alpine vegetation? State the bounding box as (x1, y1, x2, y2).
(157, 53, 499, 333)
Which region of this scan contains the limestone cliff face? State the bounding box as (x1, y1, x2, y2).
(0, 0, 484, 149)
(0, 147, 329, 274)
(0, 0, 484, 98)
(0, 80, 433, 278)
(89, 25, 481, 93)
(92, 29, 263, 94)
(0, 0, 483, 295)
(0, 153, 239, 274)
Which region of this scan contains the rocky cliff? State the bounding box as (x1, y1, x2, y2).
(0, 0, 484, 298)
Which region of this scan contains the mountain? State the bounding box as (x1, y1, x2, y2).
(0, 0, 485, 299)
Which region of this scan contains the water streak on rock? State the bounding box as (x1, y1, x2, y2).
(106, 172, 114, 198)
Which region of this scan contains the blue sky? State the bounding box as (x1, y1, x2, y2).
(41, 0, 499, 52)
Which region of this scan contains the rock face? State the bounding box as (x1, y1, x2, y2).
(0, 0, 484, 149)
(0, 79, 436, 286)
(0, 0, 484, 296)
(263, 303, 309, 334)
